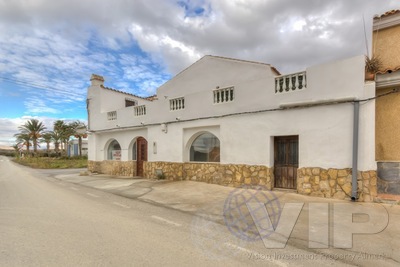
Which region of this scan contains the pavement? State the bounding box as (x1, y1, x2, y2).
(53, 172, 349, 221)
(52, 171, 400, 266)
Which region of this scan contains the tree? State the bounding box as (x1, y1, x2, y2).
(69, 121, 87, 156)
(18, 119, 46, 154)
(50, 130, 62, 155)
(40, 132, 53, 153)
(53, 120, 66, 151)
(14, 133, 32, 154)
(53, 120, 74, 156)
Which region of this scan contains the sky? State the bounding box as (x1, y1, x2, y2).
(0, 0, 399, 147)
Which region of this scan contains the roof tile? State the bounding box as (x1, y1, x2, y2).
(376, 66, 400, 74)
(100, 85, 156, 101)
(374, 9, 400, 20)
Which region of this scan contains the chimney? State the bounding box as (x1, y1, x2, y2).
(90, 74, 104, 86)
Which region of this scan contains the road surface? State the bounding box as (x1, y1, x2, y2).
(0, 157, 267, 266)
(1, 156, 398, 266)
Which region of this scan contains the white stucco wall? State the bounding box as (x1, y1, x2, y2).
(89, 98, 375, 171)
(88, 55, 367, 130)
(87, 55, 376, 171)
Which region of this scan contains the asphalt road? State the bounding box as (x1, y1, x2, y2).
(0, 157, 251, 266)
(1, 156, 399, 267)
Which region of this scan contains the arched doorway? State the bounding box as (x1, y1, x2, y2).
(136, 137, 148, 176)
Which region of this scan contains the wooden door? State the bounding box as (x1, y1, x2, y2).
(136, 137, 148, 177)
(274, 136, 298, 189)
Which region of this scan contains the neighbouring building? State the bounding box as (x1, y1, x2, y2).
(373, 9, 400, 196)
(87, 53, 378, 202)
(67, 139, 88, 157)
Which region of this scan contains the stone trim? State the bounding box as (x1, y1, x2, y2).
(297, 167, 377, 202)
(88, 160, 137, 176)
(88, 161, 378, 202)
(144, 161, 273, 189)
(144, 161, 183, 181)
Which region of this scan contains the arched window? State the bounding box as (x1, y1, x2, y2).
(190, 133, 220, 162)
(107, 140, 121, 160)
(132, 141, 137, 160)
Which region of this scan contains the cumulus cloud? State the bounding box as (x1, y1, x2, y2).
(1, 0, 399, 90)
(0, 0, 399, 144)
(0, 118, 26, 146)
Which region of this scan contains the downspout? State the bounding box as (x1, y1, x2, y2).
(86, 98, 91, 131)
(351, 101, 360, 201)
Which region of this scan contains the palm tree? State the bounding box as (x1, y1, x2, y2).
(53, 120, 73, 156)
(14, 133, 32, 155)
(18, 119, 46, 154)
(53, 120, 66, 151)
(40, 132, 53, 153)
(69, 121, 87, 156)
(50, 130, 62, 155)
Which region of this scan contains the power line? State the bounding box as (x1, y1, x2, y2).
(0, 76, 84, 97)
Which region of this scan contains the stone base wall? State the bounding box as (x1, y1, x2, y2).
(89, 160, 378, 202)
(144, 161, 273, 189)
(297, 167, 377, 202)
(88, 160, 136, 176)
(144, 162, 184, 181)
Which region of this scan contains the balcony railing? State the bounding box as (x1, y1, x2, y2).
(107, 111, 117, 120)
(134, 105, 146, 116)
(170, 97, 185, 111)
(214, 86, 234, 103)
(275, 71, 307, 93)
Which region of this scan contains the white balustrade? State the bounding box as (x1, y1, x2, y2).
(170, 97, 185, 111)
(275, 71, 307, 93)
(213, 86, 234, 104)
(107, 111, 117, 120)
(134, 105, 146, 116)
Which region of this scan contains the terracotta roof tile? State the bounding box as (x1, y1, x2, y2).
(374, 9, 400, 20)
(100, 85, 156, 101)
(376, 66, 400, 75)
(145, 95, 158, 101)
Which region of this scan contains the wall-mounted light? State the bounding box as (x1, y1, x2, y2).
(176, 117, 181, 121)
(153, 142, 157, 154)
(141, 122, 145, 126)
(161, 123, 168, 133)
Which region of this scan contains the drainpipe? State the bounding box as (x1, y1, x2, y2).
(351, 101, 360, 201)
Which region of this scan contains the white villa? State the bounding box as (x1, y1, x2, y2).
(67, 139, 88, 157)
(87, 54, 378, 202)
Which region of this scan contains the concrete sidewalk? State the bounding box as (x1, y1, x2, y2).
(54, 173, 400, 266)
(54, 173, 348, 220)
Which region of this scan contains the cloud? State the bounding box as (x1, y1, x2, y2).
(0, 117, 26, 146)
(1, 0, 399, 89)
(0, 116, 87, 147)
(24, 97, 61, 115)
(0, 0, 399, 147)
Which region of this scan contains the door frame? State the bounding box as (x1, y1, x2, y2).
(273, 135, 299, 189)
(136, 137, 148, 177)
